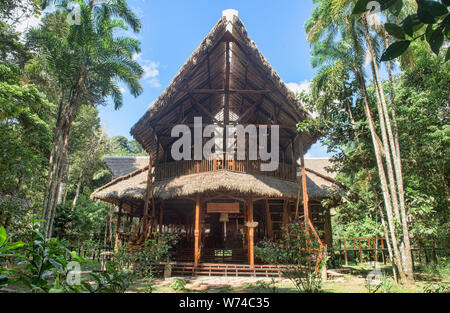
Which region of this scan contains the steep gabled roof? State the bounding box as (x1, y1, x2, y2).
(104, 156, 149, 179)
(130, 11, 318, 158)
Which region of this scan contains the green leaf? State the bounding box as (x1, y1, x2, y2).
(427, 27, 444, 54)
(446, 47, 450, 62)
(0, 228, 6, 246)
(418, 7, 437, 24)
(419, 1, 449, 17)
(426, 24, 434, 42)
(381, 40, 411, 61)
(389, 0, 403, 16)
(403, 15, 414, 36)
(385, 23, 406, 39)
(352, 0, 371, 15)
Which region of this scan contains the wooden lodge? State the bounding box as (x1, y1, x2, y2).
(91, 10, 339, 271)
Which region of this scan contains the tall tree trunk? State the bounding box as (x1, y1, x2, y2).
(353, 62, 407, 283)
(42, 77, 82, 238)
(363, 16, 414, 282)
(345, 98, 398, 282)
(72, 169, 83, 209)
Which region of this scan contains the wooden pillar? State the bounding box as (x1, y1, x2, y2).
(159, 200, 164, 232)
(248, 197, 255, 267)
(265, 199, 273, 239)
(300, 143, 310, 231)
(142, 155, 153, 237)
(282, 199, 289, 228)
(324, 207, 333, 249)
(194, 193, 200, 267)
(150, 136, 160, 234)
(114, 202, 122, 250)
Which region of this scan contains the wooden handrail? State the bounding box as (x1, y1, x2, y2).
(154, 159, 297, 182)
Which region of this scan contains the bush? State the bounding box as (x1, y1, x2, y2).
(1, 221, 135, 293)
(170, 278, 186, 291)
(255, 222, 325, 293)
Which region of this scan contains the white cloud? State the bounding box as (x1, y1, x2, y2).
(118, 87, 126, 94)
(286, 80, 311, 95)
(142, 61, 160, 79)
(133, 53, 161, 88)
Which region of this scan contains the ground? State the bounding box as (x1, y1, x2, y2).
(126, 264, 447, 293)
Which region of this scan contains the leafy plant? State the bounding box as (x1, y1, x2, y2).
(255, 222, 325, 293)
(133, 233, 178, 278)
(352, 0, 450, 61)
(0, 226, 24, 287)
(170, 278, 186, 291)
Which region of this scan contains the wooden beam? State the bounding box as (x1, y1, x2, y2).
(282, 199, 289, 228)
(194, 193, 200, 267)
(182, 88, 271, 94)
(300, 143, 310, 233)
(265, 199, 273, 239)
(114, 202, 122, 250)
(248, 197, 255, 267)
(142, 156, 153, 237)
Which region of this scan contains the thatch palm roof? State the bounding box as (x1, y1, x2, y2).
(104, 156, 149, 179)
(92, 157, 339, 207)
(130, 12, 319, 159)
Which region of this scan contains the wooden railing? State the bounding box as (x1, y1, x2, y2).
(154, 157, 297, 182)
(333, 237, 438, 265)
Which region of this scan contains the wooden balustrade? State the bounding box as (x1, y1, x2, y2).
(154, 156, 296, 182)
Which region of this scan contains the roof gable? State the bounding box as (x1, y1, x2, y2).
(130, 12, 318, 158)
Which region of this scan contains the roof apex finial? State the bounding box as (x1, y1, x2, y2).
(222, 9, 238, 21)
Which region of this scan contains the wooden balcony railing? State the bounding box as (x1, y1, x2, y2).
(154, 157, 297, 182)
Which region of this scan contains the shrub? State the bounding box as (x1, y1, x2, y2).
(255, 222, 325, 293)
(170, 278, 186, 291)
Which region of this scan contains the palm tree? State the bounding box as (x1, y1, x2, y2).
(26, 0, 143, 237)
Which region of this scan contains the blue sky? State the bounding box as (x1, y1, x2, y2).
(97, 0, 329, 158)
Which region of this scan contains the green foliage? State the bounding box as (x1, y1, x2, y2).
(352, 0, 449, 61)
(255, 223, 324, 293)
(1, 222, 134, 293)
(170, 278, 186, 291)
(133, 233, 179, 278)
(0, 226, 25, 287)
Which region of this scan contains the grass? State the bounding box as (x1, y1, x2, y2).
(125, 262, 449, 294)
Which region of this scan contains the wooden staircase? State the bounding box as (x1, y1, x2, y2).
(171, 262, 286, 277)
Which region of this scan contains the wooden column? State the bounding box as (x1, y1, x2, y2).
(159, 200, 164, 232)
(300, 143, 310, 231)
(248, 197, 255, 267)
(265, 199, 273, 239)
(282, 200, 289, 228)
(114, 202, 123, 250)
(293, 136, 302, 220)
(324, 208, 333, 249)
(150, 136, 160, 234)
(142, 156, 153, 237)
(194, 193, 200, 267)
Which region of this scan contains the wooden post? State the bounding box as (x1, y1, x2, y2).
(159, 200, 164, 232)
(299, 143, 310, 233)
(282, 200, 289, 228)
(194, 193, 200, 267)
(248, 197, 255, 267)
(142, 155, 153, 238)
(323, 208, 333, 248)
(150, 136, 160, 234)
(114, 202, 122, 250)
(265, 199, 273, 239)
(344, 239, 348, 266)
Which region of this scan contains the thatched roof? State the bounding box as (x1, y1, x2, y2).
(104, 156, 149, 179)
(130, 12, 319, 160)
(91, 157, 339, 208)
